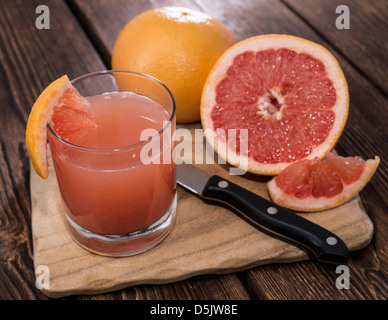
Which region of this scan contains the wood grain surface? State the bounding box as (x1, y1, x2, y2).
(283, 0, 388, 95)
(0, 0, 387, 300)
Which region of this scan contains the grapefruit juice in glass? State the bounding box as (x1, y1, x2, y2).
(47, 71, 177, 257)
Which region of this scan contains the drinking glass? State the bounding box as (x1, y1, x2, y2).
(47, 70, 177, 257)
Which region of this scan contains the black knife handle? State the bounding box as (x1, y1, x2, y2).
(202, 175, 349, 265)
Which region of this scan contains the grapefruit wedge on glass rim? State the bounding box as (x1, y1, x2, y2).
(267, 152, 380, 212)
(201, 34, 349, 175)
(26, 75, 96, 179)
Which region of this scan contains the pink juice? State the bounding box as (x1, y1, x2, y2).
(48, 91, 176, 235)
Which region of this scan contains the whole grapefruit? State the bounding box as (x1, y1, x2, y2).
(112, 7, 236, 123)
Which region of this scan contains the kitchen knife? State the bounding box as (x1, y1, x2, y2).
(177, 162, 349, 265)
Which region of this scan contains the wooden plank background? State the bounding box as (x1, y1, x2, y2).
(0, 0, 387, 299)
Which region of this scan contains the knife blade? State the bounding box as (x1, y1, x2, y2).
(177, 162, 349, 265)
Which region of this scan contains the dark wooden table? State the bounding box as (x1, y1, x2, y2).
(0, 0, 387, 300)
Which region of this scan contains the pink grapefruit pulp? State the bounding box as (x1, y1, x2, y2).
(267, 152, 380, 212)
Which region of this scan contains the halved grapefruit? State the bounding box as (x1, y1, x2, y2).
(267, 152, 380, 212)
(201, 34, 349, 175)
(26, 75, 96, 179)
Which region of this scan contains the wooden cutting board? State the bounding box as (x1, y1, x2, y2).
(31, 124, 374, 298)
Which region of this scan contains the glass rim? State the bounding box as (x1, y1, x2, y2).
(47, 70, 176, 152)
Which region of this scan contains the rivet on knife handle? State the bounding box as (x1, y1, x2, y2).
(201, 175, 349, 265)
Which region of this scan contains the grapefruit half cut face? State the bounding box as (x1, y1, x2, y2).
(201, 35, 349, 175)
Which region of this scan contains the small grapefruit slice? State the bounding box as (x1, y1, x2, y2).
(267, 152, 380, 212)
(201, 34, 349, 175)
(26, 75, 96, 179)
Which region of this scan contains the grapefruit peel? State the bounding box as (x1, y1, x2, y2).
(26, 75, 94, 180)
(26, 75, 72, 179)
